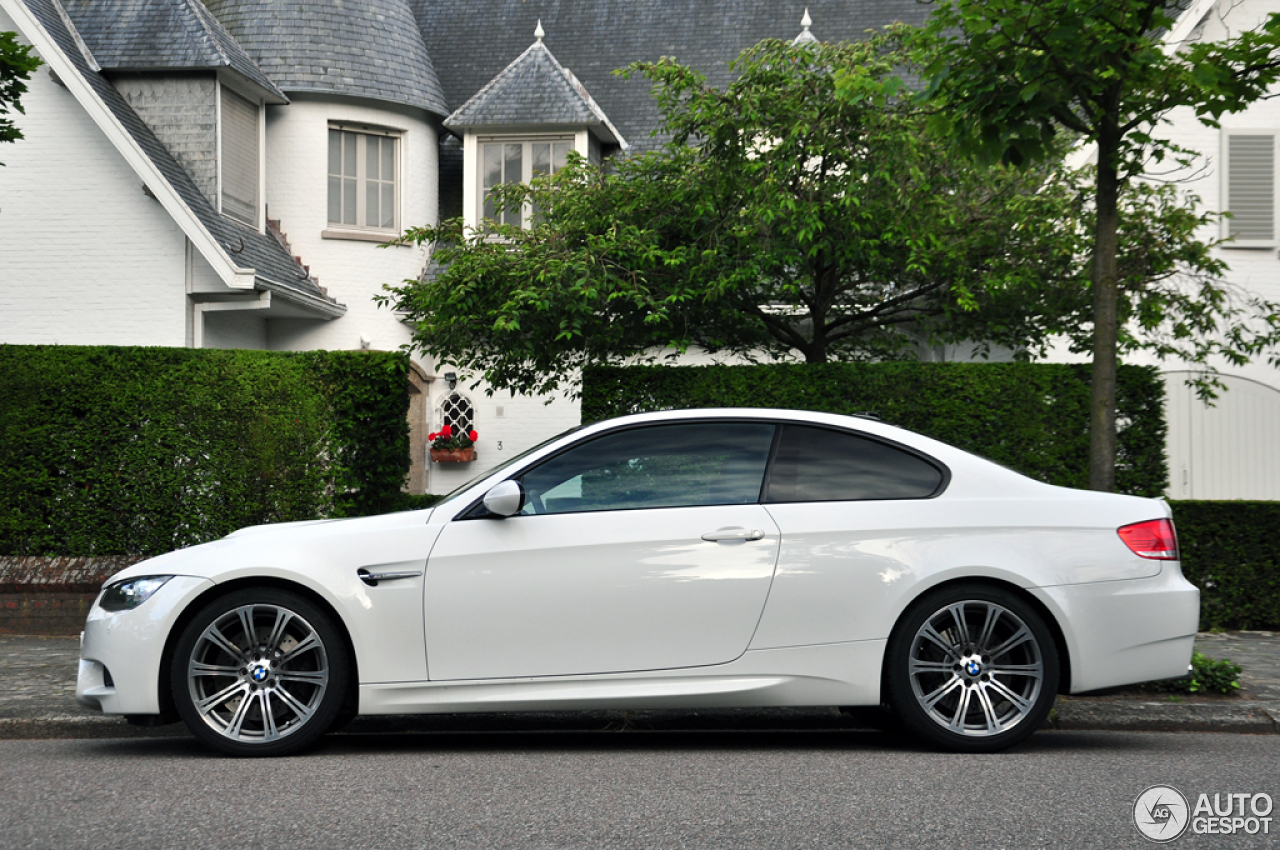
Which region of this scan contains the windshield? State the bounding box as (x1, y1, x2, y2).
(432, 424, 586, 508)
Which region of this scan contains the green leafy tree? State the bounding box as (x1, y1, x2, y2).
(385, 35, 1070, 396)
(949, 167, 1269, 384)
(909, 0, 1280, 491)
(1, 30, 41, 163)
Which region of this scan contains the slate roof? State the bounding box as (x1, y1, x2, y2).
(445, 35, 623, 144)
(415, 0, 931, 153)
(21, 0, 340, 311)
(203, 0, 448, 116)
(59, 0, 285, 101)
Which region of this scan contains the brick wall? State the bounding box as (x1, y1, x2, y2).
(1, 593, 97, 636)
(0, 556, 144, 636)
(0, 13, 189, 347)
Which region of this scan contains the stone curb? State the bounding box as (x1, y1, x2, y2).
(0, 715, 186, 740)
(2, 702, 1277, 741)
(1046, 700, 1280, 734)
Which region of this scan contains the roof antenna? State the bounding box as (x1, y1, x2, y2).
(535, 19, 545, 42)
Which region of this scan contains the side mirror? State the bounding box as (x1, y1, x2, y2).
(482, 480, 525, 518)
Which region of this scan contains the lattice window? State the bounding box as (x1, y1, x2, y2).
(437, 392, 474, 434)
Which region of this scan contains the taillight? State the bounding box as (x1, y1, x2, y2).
(1117, 518, 1179, 560)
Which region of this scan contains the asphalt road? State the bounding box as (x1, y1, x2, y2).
(2, 729, 1277, 849)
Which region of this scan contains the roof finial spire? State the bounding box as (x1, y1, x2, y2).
(793, 8, 817, 44)
(535, 19, 545, 42)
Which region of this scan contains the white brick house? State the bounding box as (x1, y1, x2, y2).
(1, 0, 934, 494)
(3, 0, 1275, 497)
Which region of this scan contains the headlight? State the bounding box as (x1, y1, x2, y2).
(99, 576, 173, 612)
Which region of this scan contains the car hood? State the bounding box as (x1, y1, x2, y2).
(104, 508, 437, 586)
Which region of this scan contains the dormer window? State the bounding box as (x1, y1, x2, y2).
(219, 86, 261, 227)
(444, 23, 626, 233)
(481, 136, 572, 228)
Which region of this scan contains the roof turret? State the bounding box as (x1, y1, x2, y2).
(203, 0, 448, 116)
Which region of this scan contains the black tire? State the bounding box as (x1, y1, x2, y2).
(884, 584, 1059, 753)
(171, 588, 350, 757)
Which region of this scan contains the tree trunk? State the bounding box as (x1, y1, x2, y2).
(1089, 125, 1121, 492)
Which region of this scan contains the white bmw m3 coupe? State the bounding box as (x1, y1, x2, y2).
(76, 408, 1198, 756)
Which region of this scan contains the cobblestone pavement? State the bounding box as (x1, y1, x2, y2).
(0, 635, 97, 720)
(2, 632, 1277, 737)
(1193, 630, 1280, 701)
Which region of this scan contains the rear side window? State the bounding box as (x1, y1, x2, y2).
(764, 425, 944, 503)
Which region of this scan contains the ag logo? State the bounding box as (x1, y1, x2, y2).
(1134, 785, 1190, 842)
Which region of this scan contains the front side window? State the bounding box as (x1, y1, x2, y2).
(480, 137, 572, 228)
(328, 128, 398, 231)
(518, 422, 775, 514)
(765, 425, 945, 502)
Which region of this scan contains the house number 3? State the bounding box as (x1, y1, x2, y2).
(497, 441, 503, 450)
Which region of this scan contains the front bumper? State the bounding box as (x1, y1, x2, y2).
(1031, 564, 1200, 694)
(76, 576, 214, 715)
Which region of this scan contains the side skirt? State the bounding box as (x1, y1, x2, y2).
(358, 640, 886, 715)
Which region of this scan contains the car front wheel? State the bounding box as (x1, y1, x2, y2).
(885, 584, 1059, 753)
(171, 588, 350, 756)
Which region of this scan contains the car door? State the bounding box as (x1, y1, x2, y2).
(750, 423, 949, 649)
(423, 421, 781, 680)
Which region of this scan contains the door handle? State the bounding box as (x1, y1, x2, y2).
(701, 527, 766, 542)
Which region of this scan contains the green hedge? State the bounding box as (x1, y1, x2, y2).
(0, 345, 410, 557)
(390, 493, 445, 512)
(1171, 501, 1280, 630)
(583, 363, 1167, 495)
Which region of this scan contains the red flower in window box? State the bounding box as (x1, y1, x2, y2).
(429, 425, 477, 462)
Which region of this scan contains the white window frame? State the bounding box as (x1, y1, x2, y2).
(325, 122, 403, 239)
(217, 84, 262, 229)
(476, 134, 576, 229)
(1221, 129, 1277, 249)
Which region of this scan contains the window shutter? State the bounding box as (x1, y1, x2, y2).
(1227, 134, 1275, 242)
(221, 87, 260, 226)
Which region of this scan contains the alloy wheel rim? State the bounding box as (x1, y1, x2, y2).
(907, 600, 1044, 737)
(187, 604, 329, 743)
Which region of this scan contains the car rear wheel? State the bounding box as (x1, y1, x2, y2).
(885, 584, 1059, 753)
(171, 588, 349, 757)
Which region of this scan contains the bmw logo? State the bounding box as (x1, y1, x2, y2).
(966, 661, 981, 676)
(252, 666, 268, 682)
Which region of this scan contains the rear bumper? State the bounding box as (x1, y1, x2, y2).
(1031, 564, 1200, 694)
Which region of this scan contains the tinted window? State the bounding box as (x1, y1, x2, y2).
(764, 425, 943, 502)
(519, 422, 775, 514)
